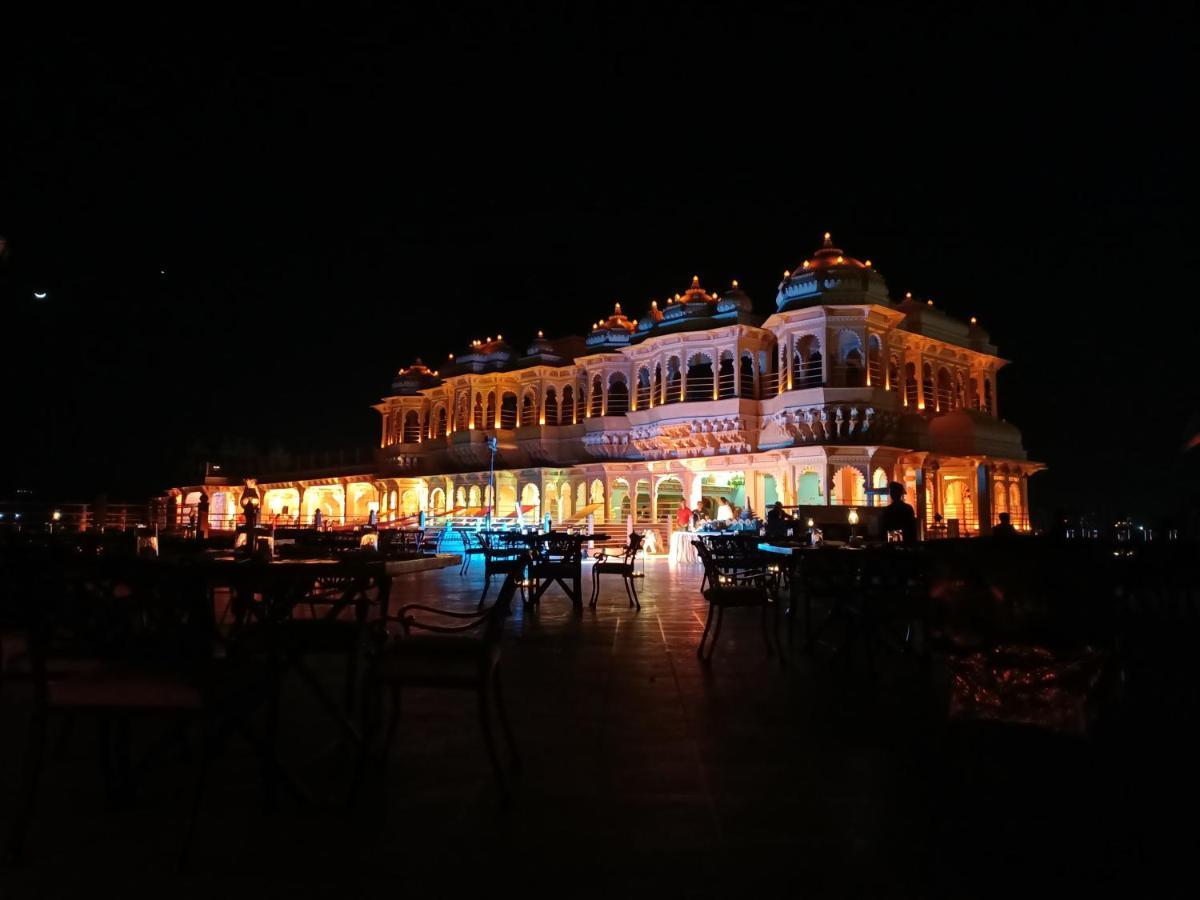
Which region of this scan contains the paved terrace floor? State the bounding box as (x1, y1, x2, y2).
(0, 558, 1191, 898)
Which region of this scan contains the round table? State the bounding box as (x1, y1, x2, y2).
(668, 530, 699, 566)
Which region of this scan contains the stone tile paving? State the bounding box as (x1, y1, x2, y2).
(0, 559, 1181, 898)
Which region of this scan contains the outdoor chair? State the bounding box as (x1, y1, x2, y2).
(477, 532, 528, 609)
(590, 532, 644, 609)
(3, 557, 281, 868)
(459, 528, 485, 575)
(353, 561, 525, 807)
(693, 540, 778, 663)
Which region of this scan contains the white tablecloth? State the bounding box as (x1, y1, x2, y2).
(668, 530, 699, 566)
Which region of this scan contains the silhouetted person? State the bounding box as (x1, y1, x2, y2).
(765, 501, 793, 538)
(929, 512, 946, 538)
(993, 511, 1017, 538)
(196, 493, 210, 540)
(881, 482, 918, 544)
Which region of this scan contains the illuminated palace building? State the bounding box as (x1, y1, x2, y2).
(169, 236, 1042, 537)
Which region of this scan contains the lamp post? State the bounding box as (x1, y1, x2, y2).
(486, 435, 498, 529)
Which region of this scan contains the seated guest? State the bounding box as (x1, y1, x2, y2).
(765, 501, 793, 538)
(993, 511, 1017, 538)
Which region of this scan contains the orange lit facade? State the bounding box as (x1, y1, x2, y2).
(167, 236, 1042, 537)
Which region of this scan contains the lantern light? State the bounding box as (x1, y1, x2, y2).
(847, 508, 860, 525)
(865, 259, 872, 267)
(927, 300, 933, 306)
(783, 270, 790, 278)
(970, 316, 977, 325)
(731, 279, 738, 287)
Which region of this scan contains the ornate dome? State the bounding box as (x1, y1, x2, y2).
(776, 233, 889, 312)
(585, 303, 637, 348)
(391, 358, 441, 394)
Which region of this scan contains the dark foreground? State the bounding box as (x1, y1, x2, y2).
(1, 557, 1196, 898)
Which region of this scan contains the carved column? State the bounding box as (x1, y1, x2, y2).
(914, 467, 927, 540)
(975, 461, 992, 536)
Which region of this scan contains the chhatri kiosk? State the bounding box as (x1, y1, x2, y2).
(166, 235, 1042, 538)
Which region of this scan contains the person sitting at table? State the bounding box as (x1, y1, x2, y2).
(765, 501, 793, 538)
(881, 481, 918, 544)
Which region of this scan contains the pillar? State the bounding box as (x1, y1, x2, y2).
(975, 462, 992, 536)
(1019, 474, 1030, 531)
(914, 467, 927, 540)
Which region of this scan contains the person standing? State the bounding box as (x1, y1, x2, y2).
(196, 493, 210, 540)
(675, 502, 692, 531)
(881, 482, 918, 544)
(716, 497, 734, 523)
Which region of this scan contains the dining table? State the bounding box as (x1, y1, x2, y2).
(525, 533, 589, 607)
(201, 554, 394, 756)
(668, 530, 700, 566)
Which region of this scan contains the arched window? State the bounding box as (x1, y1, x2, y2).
(685, 353, 713, 402)
(520, 391, 537, 426)
(922, 363, 935, 411)
(500, 392, 518, 428)
(796, 335, 822, 388)
(636, 367, 652, 408)
(872, 467, 889, 507)
(969, 377, 980, 410)
(436, 406, 448, 437)
(838, 331, 864, 387)
(561, 385, 575, 423)
(590, 374, 604, 416)
(666, 357, 682, 403)
(654, 363, 663, 404)
(402, 410, 421, 443)
(936, 368, 953, 412)
(904, 363, 919, 408)
(607, 373, 629, 415)
(486, 391, 496, 427)
(472, 394, 484, 430)
(545, 387, 558, 425)
(718, 351, 735, 398)
(740, 352, 755, 398)
(888, 354, 901, 393)
(868, 335, 884, 386)
(830, 465, 866, 506)
(454, 394, 469, 430)
(983, 377, 993, 414)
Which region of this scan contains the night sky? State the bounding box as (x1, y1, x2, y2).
(2, 5, 1196, 524)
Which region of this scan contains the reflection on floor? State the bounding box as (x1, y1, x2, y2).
(0, 559, 1177, 897)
